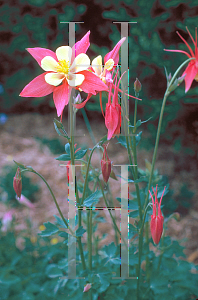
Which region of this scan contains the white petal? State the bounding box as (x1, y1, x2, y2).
(41, 56, 59, 71)
(104, 58, 114, 71)
(45, 73, 65, 86)
(67, 73, 85, 87)
(92, 55, 102, 75)
(70, 53, 90, 73)
(56, 46, 72, 64)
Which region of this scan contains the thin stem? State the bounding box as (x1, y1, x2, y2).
(144, 57, 195, 208)
(69, 96, 86, 271)
(88, 208, 93, 270)
(122, 83, 142, 222)
(98, 180, 128, 251)
(136, 205, 150, 300)
(29, 170, 75, 237)
(81, 145, 98, 205)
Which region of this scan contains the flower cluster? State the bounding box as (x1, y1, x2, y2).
(20, 31, 129, 139)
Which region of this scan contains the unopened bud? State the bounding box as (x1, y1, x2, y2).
(101, 145, 111, 183)
(13, 167, 22, 198)
(134, 78, 142, 94)
(83, 283, 92, 293)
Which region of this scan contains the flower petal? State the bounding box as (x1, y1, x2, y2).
(26, 48, 58, 67)
(41, 56, 59, 71)
(45, 73, 65, 86)
(78, 70, 109, 95)
(92, 55, 102, 75)
(72, 31, 90, 62)
(104, 37, 126, 65)
(105, 104, 119, 140)
(56, 46, 72, 64)
(70, 53, 90, 73)
(104, 59, 114, 71)
(20, 72, 54, 97)
(183, 62, 198, 92)
(53, 80, 72, 117)
(67, 73, 85, 87)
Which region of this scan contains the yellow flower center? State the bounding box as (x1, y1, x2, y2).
(56, 59, 70, 74)
(195, 73, 198, 82)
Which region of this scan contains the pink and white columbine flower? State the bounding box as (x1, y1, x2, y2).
(20, 31, 108, 118)
(164, 27, 198, 92)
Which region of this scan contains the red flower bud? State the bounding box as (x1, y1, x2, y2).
(134, 78, 142, 94)
(149, 185, 166, 245)
(13, 167, 22, 199)
(101, 145, 111, 183)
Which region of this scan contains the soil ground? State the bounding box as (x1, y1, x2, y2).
(0, 113, 198, 264)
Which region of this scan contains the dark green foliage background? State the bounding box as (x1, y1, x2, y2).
(1, 0, 198, 146)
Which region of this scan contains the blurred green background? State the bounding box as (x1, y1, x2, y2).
(1, 0, 198, 151)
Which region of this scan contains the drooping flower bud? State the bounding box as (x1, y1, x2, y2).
(13, 167, 22, 199)
(101, 145, 111, 183)
(83, 283, 92, 293)
(134, 78, 142, 94)
(149, 185, 166, 245)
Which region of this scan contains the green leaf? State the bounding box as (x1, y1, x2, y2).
(135, 131, 142, 145)
(83, 190, 102, 207)
(13, 160, 33, 171)
(38, 222, 59, 237)
(134, 176, 148, 183)
(45, 264, 63, 278)
(65, 143, 70, 154)
(76, 226, 86, 237)
(55, 154, 71, 161)
(129, 224, 138, 239)
(0, 274, 20, 285)
(53, 119, 69, 138)
(74, 149, 87, 159)
(54, 215, 68, 229)
(13, 160, 27, 170)
(129, 210, 139, 218)
(116, 136, 127, 148)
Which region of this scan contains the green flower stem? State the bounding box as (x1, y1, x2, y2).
(144, 57, 195, 209)
(136, 204, 150, 300)
(21, 169, 75, 237)
(122, 88, 142, 222)
(69, 97, 86, 271)
(98, 180, 128, 251)
(141, 57, 195, 283)
(88, 208, 93, 270)
(80, 145, 98, 206)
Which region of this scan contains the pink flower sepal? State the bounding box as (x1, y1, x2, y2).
(13, 167, 22, 199)
(149, 185, 166, 245)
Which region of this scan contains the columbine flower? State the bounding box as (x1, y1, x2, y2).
(164, 27, 198, 92)
(149, 185, 166, 245)
(20, 31, 108, 118)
